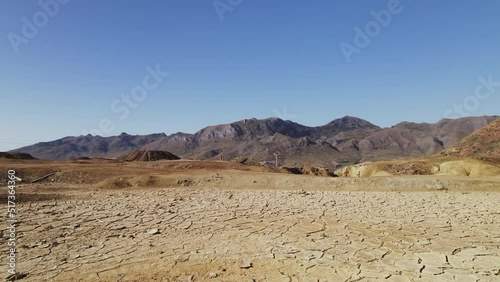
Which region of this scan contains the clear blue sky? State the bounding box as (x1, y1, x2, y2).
(1, 0, 499, 151)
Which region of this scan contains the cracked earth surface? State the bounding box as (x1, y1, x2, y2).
(7, 188, 500, 281)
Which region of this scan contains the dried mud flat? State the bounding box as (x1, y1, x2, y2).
(1, 160, 499, 281)
(3, 187, 499, 281)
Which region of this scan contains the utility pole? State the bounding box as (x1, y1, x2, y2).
(273, 151, 281, 167)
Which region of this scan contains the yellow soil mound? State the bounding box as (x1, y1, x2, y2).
(335, 158, 500, 177)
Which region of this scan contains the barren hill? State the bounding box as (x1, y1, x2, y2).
(439, 117, 500, 163)
(117, 150, 180, 162)
(0, 151, 36, 160)
(14, 133, 167, 160)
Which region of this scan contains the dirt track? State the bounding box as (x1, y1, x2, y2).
(1, 159, 499, 281)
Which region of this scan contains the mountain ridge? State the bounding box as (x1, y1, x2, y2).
(440, 117, 500, 163)
(12, 115, 499, 168)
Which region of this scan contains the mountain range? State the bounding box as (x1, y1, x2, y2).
(13, 115, 499, 168)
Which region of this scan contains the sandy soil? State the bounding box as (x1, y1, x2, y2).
(1, 159, 499, 281)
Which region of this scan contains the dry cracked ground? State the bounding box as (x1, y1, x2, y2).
(5, 187, 500, 281)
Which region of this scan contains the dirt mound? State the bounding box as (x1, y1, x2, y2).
(117, 150, 180, 162)
(282, 166, 336, 177)
(335, 162, 381, 177)
(440, 117, 500, 163)
(335, 157, 500, 177)
(436, 160, 500, 177)
(0, 151, 36, 160)
(129, 175, 181, 188)
(384, 161, 436, 175)
(73, 156, 91, 160)
(232, 156, 260, 166)
(97, 177, 133, 189)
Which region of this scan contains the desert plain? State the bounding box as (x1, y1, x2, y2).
(1, 158, 499, 282)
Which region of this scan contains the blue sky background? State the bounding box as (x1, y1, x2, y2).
(1, 0, 499, 151)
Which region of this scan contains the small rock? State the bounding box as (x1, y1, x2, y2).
(209, 272, 218, 278)
(147, 229, 160, 235)
(180, 221, 192, 230)
(239, 261, 253, 269)
(6, 273, 28, 281)
(296, 189, 311, 195)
